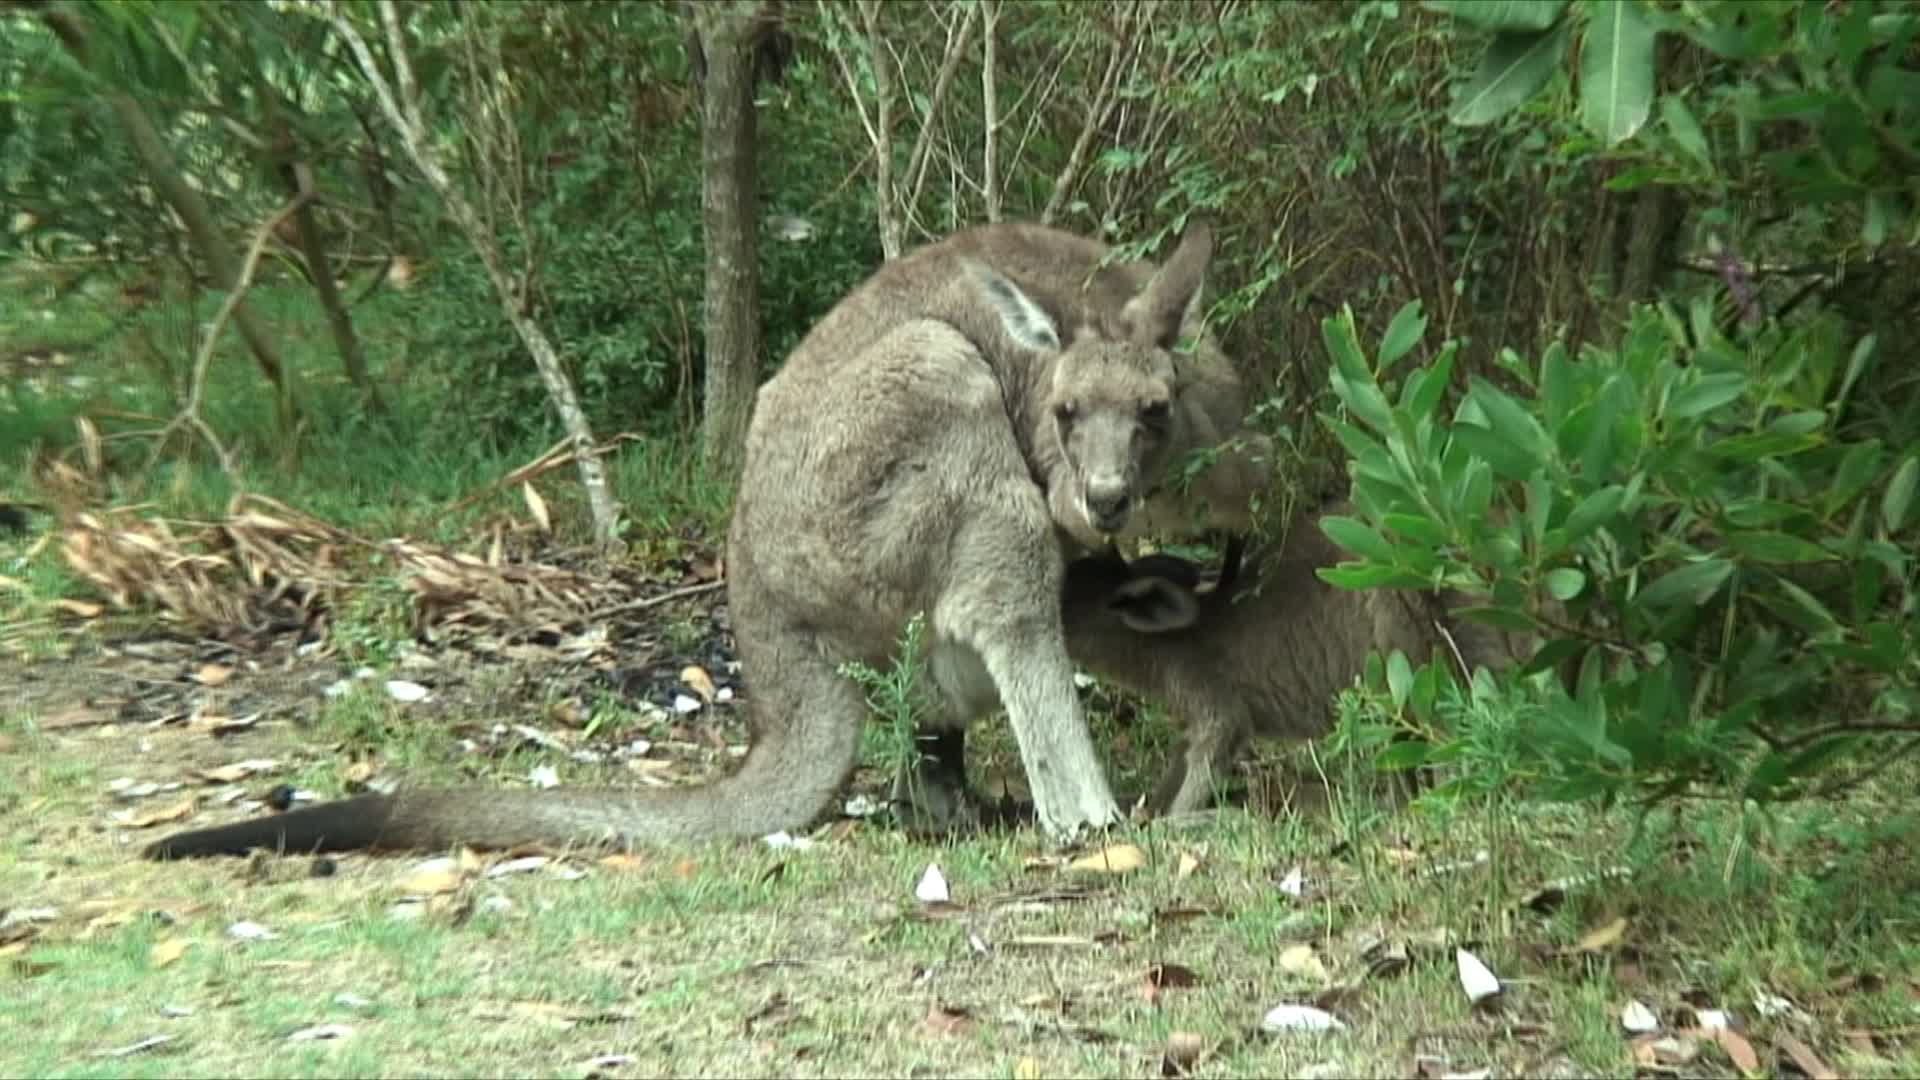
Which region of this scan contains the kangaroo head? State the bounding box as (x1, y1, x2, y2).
(969, 224, 1216, 540)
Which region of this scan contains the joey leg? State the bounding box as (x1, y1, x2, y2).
(1153, 718, 1250, 817)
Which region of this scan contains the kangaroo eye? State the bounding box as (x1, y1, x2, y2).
(1054, 401, 1079, 423)
(1140, 399, 1171, 423)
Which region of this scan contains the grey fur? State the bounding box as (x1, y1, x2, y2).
(1060, 502, 1535, 816)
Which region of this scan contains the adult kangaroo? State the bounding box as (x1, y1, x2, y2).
(144, 222, 1262, 860)
(1059, 501, 1536, 816)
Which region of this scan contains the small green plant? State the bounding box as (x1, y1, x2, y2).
(330, 575, 415, 669)
(837, 612, 938, 805)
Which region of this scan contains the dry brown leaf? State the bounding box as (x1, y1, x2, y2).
(1175, 851, 1200, 879)
(1161, 1032, 1206, 1077)
(1707, 1027, 1760, 1073)
(56, 598, 103, 618)
(1576, 916, 1629, 952)
(1279, 943, 1330, 983)
(680, 665, 717, 704)
(343, 761, 377, 786)
(126, 797, 196, 828)
(598, 853, 646, 872)
(1776, 1034, 1837, 1080)
(672, 858, 699, 879)
(395, 868, 464, 896)
(150, 937, 191, 968)
(1069, 844, 1147, 875)
(521, 483, 552, 533)
(1142, 962, 1199, 1004)
(193, 663, 234, 687)
(920, 1002, 976, 1037)
(1012, 1058, 1044, 1080)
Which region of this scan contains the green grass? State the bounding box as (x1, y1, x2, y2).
(8, 660, 1920, 1079)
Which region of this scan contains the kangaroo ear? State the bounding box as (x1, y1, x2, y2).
(1107, 576, 1200, 634)
(963, 258, 1061, 352)
(1120, 220, 1212, 350)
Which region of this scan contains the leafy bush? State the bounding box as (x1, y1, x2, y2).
(1319, 298, 1919, 807)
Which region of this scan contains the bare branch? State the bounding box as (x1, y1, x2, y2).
(857, 0, 900, 258)
(1040, 7, 1134, 227)
(981, 0, 1000, 222)
(147, 195, 310, 476)
(902, 0, 979, 219)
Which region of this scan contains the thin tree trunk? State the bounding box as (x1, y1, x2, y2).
(857, 0, 901, 259)
(981, 0, 1001, 223)
(695, 0, 767, 479)
(267, 101, 386, 416)
(322, 0, 622, 551)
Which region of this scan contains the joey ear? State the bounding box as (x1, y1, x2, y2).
(1120, 220, 1212, 350)
(1107, 576, 1201, 634)
(963, 258, 1061, 352)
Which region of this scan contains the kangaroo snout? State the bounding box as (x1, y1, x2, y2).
(1084, 482, 1133, 532)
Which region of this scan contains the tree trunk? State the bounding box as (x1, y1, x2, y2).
(266, 99, 386, 416)
(38, 7, 299, 428)
(695, 0, 767, 479)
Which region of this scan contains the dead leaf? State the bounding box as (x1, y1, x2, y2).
(914, 863, 950, 904)
(150, 937, 191, 968)
(598, 853, 646, 872)
(1261, 1003, 1345, 1033)
(1278, 943, 1329, 983)
(1162, 1032, 1206, 1076)
(1620, 998, 1659, 1034)
(1069, 844, 1147, 875)
(920, 1002, 976, 1037)
(193, 663, 234, 687)
(1455, 948, 1502, 1005)
(1176, 851, 1200, 879)
(1013, 1058, 1045, 1080)
(56, 598, 103, 619)
(343, 760, 378, 786)
(1142, 963, 1199, 1004)
(680, 665, 717, 703)
(395, 865, 464, 897)
(197, 759, 278, 784)
(1004, 934, 1101, 949)
(1151, 906, 1216, 926)
(125, 796, 196, 828)
(522, 482, 551, 533)
(1776, 1034, 1837, 1080)
(672, 858, 699, 879)
(1630, 1033, 1699, 1067)
(1702, 1027, 1759, 1073)
(1575, 916, 1628, 952)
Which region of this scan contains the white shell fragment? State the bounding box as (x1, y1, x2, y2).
(1261, 1004, 1347, 1033)
(1455, 947, 1503, 1005)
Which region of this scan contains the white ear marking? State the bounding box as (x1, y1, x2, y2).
(965, 259, 1062, 352)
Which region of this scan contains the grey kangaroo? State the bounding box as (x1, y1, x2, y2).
(143, 222, 1265, 860)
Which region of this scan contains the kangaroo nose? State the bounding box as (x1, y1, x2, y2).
(1086, 487, 1132, 530)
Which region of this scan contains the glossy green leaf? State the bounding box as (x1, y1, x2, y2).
(1665, 372, 1748, 420)
(1377, 300, 1428, 372)
(1580, 0, 1657, 144)
(1403, 342, 1458, 422)
(1424, 0, 1568, 32)
(1545, 567, 1586, 601)
(1634, 558, 1734, 612)
(1320, 515, 1397, 562)
(1467, 376, 1557, 470)
(1449, 22, 1573, 126)
(1883, 456, 1919, 532)
(1386, 649, 1414, 709)
(1660, 94, 1712, 167)
(1726, 530, 1834, 564)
